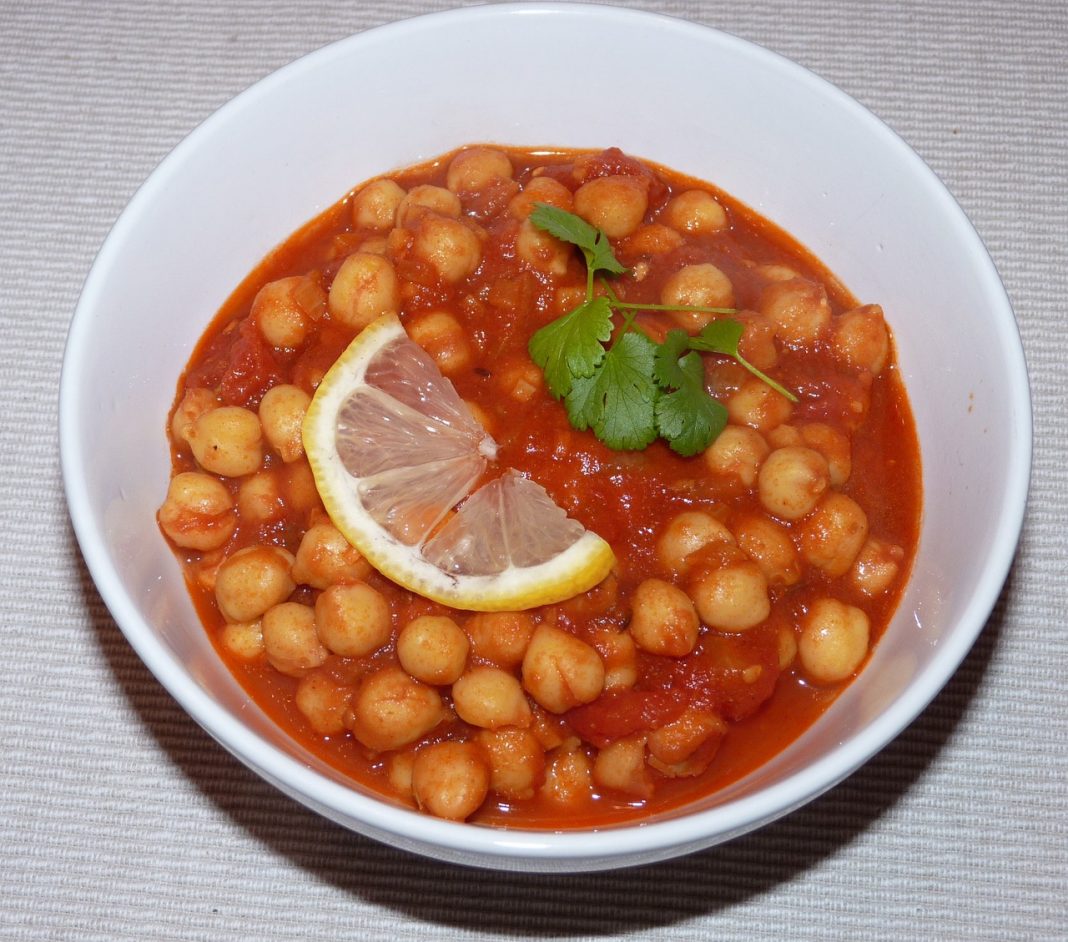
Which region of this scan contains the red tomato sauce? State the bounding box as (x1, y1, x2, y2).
(166, 147, 921, 829)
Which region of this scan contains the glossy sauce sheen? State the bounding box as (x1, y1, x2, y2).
(169, 147, 921, 828)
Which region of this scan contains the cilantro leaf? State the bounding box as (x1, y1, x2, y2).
(528, 296, 614, 398)
(654, 350, 728, 456)
(585, 230, 628, 276)
(652, 329, 695, 388)
(529, 202, 600, 250)
(565, 331, 659, 451)
(530, 203, 627, 276)
(686, 319, 746, 356)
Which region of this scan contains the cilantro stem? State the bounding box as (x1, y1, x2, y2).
(612, 310, 641, 347)
(734, 351, 799, 402)
(601, 281, 735, 316)
(616, 300, 737, 315)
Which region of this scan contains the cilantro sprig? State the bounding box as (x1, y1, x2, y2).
(527, 203, 797, 457)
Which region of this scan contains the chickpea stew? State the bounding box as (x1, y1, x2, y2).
(160, 146, 920, 827)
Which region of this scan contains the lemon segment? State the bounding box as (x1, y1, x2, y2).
(302, 314, 616, 611)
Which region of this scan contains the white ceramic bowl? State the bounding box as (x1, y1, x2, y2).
(60, 3, 1031, 872)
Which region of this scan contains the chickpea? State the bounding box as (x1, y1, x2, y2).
(759, 278, 831, 347)
(314, 582, 391, 657)
(540, 746, 593, 805)
(767, 425, 802, 448)
(727, 379, 794, 433)
(464, 611, 534, 669)
(236, 470, 285, 524)
(742, 664, 764, 685)
(703, 426, 770, 489)
(656, 510, 735, 576)
(406, 311, 473, 375)
(192, 560, 219, 594)
(219, 620, 264, 660)
(496, 357, 543, 403)
(573, 175, 648, 238)
(661, 264, 734, 331)
(411, 215, 482, 283)
(562, 572, 619, 622)
(189, 406, 263, 477)
(757, 263, 801, 283)
(596, 628, 638, 691)
(708, 359, 749, 390)
(158, 471, 235, 551)
(647, 708, 727, 765)
(664, 189, 728, 234)
(799, 423, 852, 487)
(515, 218, 570, 275)
(508, 175, 574, 219)
(192, 556, 221, 593)
(258, 384, 310, 463)
(411, 741, 490, 821)
(358, 236, 389, 255)
(294, 672, 352, 735)
(629, 579, 700, 657)
(689, 561, 770, 632)
(386, 751, 415, 799)
(446, 147, 513, 193)
(251, 275, 326, 349)
(799, 493, 870, 577)
(397, 184, 462, 225)
(397, 615, 469, 684)
(464, 399, 496, 436)
(593, 737, 652, 798)
(850, 537, 904, 596)
(553, 283, 588, 314)
(799, 598, 871, 683)
(452, 666, 532, 729)
(170, 387, 219, 446)
(620, 224, 683, 255)
(328, 252, 400, 331)
(529, 707, 568, 752)
(347, 666, 445, 752)
(386, 226, 413, 259)
(521, 625, 605, 714)
(647, 752, 714, 779)
(757, 446, 830, 521)
(834, 303, 890, 375)
(214, 545, 295, 623)
(281, 459, 323, 515)
(843, 381, 872, 430)
(732, 513, 801, 587)
(261, 602, 327, 677)
(292, 522, 370, 589)
(737, 314, 779, 371)
(352, 178, 406, 231)
(474, 728, 545, 800)
(777, 625, 799, 670)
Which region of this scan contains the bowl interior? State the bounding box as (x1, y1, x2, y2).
(61, 2, 1030, 871)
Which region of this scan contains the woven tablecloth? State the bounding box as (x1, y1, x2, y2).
(3, 1, 1065, 939)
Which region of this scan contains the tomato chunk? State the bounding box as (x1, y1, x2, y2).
(566, 689, 687, 748)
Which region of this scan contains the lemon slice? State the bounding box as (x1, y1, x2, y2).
(302, 314, 615, 611)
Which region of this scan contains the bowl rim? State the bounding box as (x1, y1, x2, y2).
(60, 1, 1033, 868)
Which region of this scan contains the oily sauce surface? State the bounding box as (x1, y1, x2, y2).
(168, 147, 921, 828)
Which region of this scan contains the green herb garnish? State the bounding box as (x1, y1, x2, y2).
(527, 203, 797, 456)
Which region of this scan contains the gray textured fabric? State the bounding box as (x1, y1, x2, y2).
(2, 1, 1065, 939)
